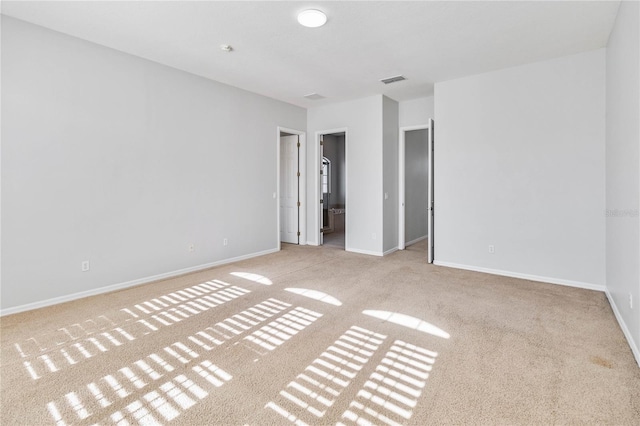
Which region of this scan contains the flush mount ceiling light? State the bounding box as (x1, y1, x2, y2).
(220, 44, 233, 52)
(297, 9, 327, 28)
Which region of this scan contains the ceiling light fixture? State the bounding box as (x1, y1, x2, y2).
(297, 9, 327, 28)
(220, 44, 233, 52)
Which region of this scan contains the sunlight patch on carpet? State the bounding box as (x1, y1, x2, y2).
(339, 340, 437, 425)
(243, 307, 323, 355)
(285, 288, 343, 306)
(266, 326, 387, 424)
(231, 271, 273, 285)
(362, 310, 450, 339)
(19, 282, 250, 381)
(43, 298, 301, 425)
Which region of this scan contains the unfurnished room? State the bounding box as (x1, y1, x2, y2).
(1, 1, 639, 425)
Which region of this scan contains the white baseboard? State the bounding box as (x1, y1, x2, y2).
(605, 290, 640, 368)
(347, 247, 383, 257)
(405, 235, 428, 247)
(383, 247, 399, 256)
(0, 248, 279, 317)
(433, 260, 606, 292)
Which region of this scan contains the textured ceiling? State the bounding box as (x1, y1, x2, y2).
(1, 1, 621, 108)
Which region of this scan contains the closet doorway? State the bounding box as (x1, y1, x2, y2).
(319, 131, 346, 249)
(399, 119, 434, 262)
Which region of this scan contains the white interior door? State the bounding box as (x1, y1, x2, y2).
(319, 135, 324, 245)
(280, 135, 299, 244)
(427, 119, 435, 263)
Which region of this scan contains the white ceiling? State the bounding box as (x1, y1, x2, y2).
(1, 1, 621, 108)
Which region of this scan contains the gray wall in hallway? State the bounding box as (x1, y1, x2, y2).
(405, 129, 429, 244)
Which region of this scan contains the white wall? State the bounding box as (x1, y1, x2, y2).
(434, 49, 606, 289)
(1, 17, 306, 312)
(605, 0, 640, 365)
(382, 96, 399, 254)
(307, 96, 383, 255)
(399, 96, 434, 127)
(405, 129, 429, 244)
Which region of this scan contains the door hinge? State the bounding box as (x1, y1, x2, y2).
(297, 201, 301, 207)
(297, 231, 301, 236)
(297, 171, 300, 177)
(320, 199, 323, 204)
(320, 169, 323, 175)
(320, 141, 324, 146)
(297, 142, 300, 148)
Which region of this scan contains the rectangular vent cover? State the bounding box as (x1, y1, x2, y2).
(380, 75, 406, 84)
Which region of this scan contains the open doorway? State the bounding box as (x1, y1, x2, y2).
(319, 131, 346, 249)
(278, 127, 306, 246)
(401, 127, 429, 249)
(399, 120, 434, 262)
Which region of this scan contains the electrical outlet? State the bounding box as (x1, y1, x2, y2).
(223, 238, 228, 246)
(630, 293, 634, 309)
(188, 243, 195, 252)
(81, 261, 90, 272)
(488, 245, 495, 254)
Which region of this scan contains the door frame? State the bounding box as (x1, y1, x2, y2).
(315, 128, 348, 247)
(427, 118, 435, 263)
(277, 127, 306, 246)
(398, 124, 430, 251)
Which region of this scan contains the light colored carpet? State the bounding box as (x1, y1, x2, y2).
(1, 241, 639, 425)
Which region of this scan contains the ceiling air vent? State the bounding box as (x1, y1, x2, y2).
(304, 93, 325, 100)
(380, 75, 406, 84)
